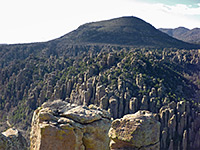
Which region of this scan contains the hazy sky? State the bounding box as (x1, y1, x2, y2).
(0, 0, 200, 44)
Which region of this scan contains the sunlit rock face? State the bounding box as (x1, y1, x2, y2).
(109, 110, 160, 150)
(30, 99, 111, 150)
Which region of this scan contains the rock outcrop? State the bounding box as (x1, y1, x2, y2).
(0, 128, 27, 150)
(109, 110, 160, 150)
(30, 99, 111, 150)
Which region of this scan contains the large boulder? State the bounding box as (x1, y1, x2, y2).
(30, 100, 111, 150)
(109, 110, 160, 150)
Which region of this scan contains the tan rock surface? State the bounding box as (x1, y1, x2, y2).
(30, 99, 111, 150)
(109, 110, 160, 150)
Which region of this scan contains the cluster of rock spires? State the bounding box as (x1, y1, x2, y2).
(1, 47, 200, 150)
(159, 100, 200, 150)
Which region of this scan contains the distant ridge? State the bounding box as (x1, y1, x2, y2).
(58, 16, 199, 48)
(159, 27, 200, 45)
(0, 16, 199, 69)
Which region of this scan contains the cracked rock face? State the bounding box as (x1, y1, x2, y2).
(109, 110, 160, 150)
(30, 100, 111, 150)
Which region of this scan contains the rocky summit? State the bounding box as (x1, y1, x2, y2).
(59, 16, 199, 48)
(30, 99, 111, 150)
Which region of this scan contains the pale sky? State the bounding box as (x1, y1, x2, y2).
(0, 0, 200, 44)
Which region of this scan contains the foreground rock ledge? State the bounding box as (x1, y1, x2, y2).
(30, 100, 111, 150)
(109, 110, 160, 150)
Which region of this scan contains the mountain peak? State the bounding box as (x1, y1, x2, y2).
(83, 16, 149, 27)
(175, 26, 189, 30)
(59, 16, 199, 48)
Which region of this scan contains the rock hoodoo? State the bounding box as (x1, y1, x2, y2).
(30, 99, 111, 150)
(108, 110, 160, 150)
